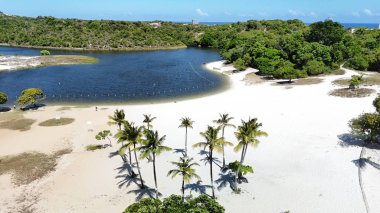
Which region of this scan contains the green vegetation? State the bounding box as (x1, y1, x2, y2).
(349, 75, 363, 89)
(124, 194, 225, 213)
(86, 144, 104, 151)
(0, 92, 7, 105)
(0, 118, 35, 131)
(138, 129, 172, 199)
(193, 126, 230, 199)
(167, 157, 200, 201)
(329, 88, 375, 98)
(234, 118, 267, 185)
(38, 117, 75, 126)
(40, 49, 50, 55)
(0, 149, 71, 185)
(1, 15, 378, 78)
(349, 95, 380, 144)
(95, 130, 112, 146)
(213, 113, 235, 168)
(16, 88, 44, 108)
(37, 55, 98, 66)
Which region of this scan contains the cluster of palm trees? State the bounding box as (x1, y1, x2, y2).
(107, 110, 268, 200)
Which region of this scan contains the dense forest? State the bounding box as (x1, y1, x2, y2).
(0, 12, 379, 79)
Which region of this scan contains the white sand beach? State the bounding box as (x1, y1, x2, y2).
(1, 61, 380, 213)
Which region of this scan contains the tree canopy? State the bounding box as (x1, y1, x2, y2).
(124, 194, 225, 213)
(0, 92, 7, 105)
(16, 88, 44, 108)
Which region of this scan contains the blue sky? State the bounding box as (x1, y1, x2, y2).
(1, 0, 380, 23)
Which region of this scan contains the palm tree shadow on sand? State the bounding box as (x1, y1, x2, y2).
(198, 150, 222, 169)
(215, 172, 237, 191)
(337, 133, 366, 148)
(115, 163, 139, 188)
(184, 180, 212, 196)
(173, 148, 185, 156)
(128, 187, 162, 201)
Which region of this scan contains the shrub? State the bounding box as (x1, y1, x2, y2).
(16, 88, 44, 108)
(349, 113, 380, 143)
(347, 56, 369, 71)
(303, 60, 329, 75)
(40, 50, 50, 56)
(0, 92, 7, 105)
(124, 194, 225, 213)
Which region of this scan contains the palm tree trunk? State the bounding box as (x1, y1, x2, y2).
(237, 144, 246, 180)
(222, 127, 225, 168)
(210, 149, 215, 199)
(185, 127, 188, 156)
(118, 124, 124, 146)
(134, 143, 144, 188)
(153, 152, 158, 199)
(107, 137, 112, 146)
(128, 147, 132, 165)
(182, 177, 185, 201)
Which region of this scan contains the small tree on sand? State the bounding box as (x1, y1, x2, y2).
(349, 75, 363, 90)
(95, 130, 112, 147)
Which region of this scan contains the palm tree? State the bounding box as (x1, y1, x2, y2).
(108, 109, 126, 130)
(193, 126, 223, 199)
(115, 122, 135, 176)
(234, 118, 267, 181)
(143, 114, 156, 130)
(119, 123, 145, 188)
(213, 113, 235, 168)
(179, 117, 194, 156)
(138, 129, 172, 199)
(108, 109, 128, 161)
(167, 156, 201, 201)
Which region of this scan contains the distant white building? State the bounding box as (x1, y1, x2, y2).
(149, 22, 161, 28)
(192, 19, 199, 25)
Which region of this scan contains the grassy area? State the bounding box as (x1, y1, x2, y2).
(0, 149, 72, 185)
(0, 111, 35, 131)
(38, 118, 75, 127)
(56, 105, 91, 111)
(294, 78, 323, 85)
(329, 88, 375, 98)
(86, 144, 104, 151)
(38, 55, 98, 66)
(332, 73, 380, 87)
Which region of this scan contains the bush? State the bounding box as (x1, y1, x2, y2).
(16, 88, 44, 108)
(373, 95, 380, 113)
(124, 194, 225, 213)
(347, 56, 369, 71)
(40, 50, 50, 56)
(349, 113, 380, 143)
(0, 92, 7, 105)
(85, 144, 103, 151)
(303, 60, 329, 76)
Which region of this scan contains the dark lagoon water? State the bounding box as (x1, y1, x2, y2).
(0, 46, 229, 105)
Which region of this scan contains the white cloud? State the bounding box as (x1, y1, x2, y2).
(288, 9, 305, 17)
(288, 9, 298, 16)
(309, 11, 317, 17)
(352, 12, 360, 17)
(363, 9, 380, 16)
(196, 8, 209, 17)
(364, 9, 373, 16)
